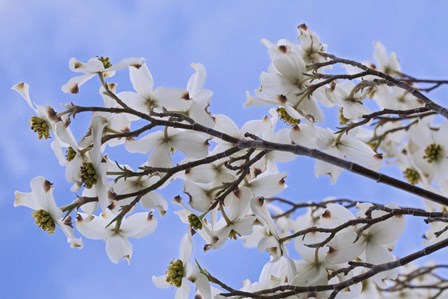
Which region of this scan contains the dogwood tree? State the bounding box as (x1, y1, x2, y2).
(13, 24, 448, 298)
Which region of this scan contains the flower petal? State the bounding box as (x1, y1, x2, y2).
(105, 234, 132, 264)
(76, 213, 110, 240)
(152, 274, 171, 289)
(129, 63, 154, 98)
(121, 212, 158, 239)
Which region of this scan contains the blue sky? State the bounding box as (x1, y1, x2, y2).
(2, 1, 448, 298)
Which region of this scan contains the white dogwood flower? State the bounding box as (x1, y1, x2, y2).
(152, 233, 211, 299)
(314, 126, 382, 183)
(62, 57, 144, 94)
(14, 176, 83, 248)
(76, 209, 157, 264)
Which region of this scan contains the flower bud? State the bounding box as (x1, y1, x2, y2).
(166, 259, 184, 288)
(30, 116, 50, 139)
(32, 209, 56, 234)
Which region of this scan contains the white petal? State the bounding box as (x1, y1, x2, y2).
(65, 156, 83, 185)
(248, 172, 287, 197)
(187, 63, 206, 97)
(174, 209, 193, 225)
(326, 229, 366, 264)
(365, 243, 399, 285)
(105, 234, 132, 264)
(184, 181, 212, 212)
(121, 212, 158, 239)
(76, 213, 110, 240)
(118, 91, 149, 117)
(148, 143, 173, 168)
(290, 124, 317, 148)
(250, 197, 278, 238)
(61, 73, 95, 94)
(320, 203, 355, 227)
(57, 220, 84, 249)
(233, 216, 256, 236)
(293, 260, 328, 286)
(171, 131, 209, 158)
(69, 57, 104, 73)
(339, 135, 382, 171)
(12, 82, 34, 111)
(240, 118, 271, 138)
(14, 176, 62, 219)
(373, 42, 388, 70)
(108, 57, 145, 72)
(179, 233, 193, 262)
(369, 214, 405, 245)
(195, 273, 212, 299)
(154, 87, 191, 111)
(152, 275, 171, 289)
(141, 192, 168, 216)
(295, 234, 328, 263)
(129, 63, 154, 98)
(184, 164, 217, 183)
(188, 98, 214, 127)
(213, 114, 240, 138)
(226, 186, 252, 220)
(125, 131, 164, 154)
(365, 243, 394, 265)
(175, 278, 190, 299)
(314, 159, 343, 184)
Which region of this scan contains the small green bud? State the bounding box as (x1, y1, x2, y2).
(66, 147, 77, 161)
(228, 229, 240, 240)
(403, 168, 420, 185)
(30, 116, 50, 139)
(166, 259, 184, 288)
(98, 56, 112, 69)
(188, 214, 203, 230)
(32, 209, 56, 234)
(276, 107, 300, 126)
(423, 144, 442, 163)
(80, 162, 97, 189)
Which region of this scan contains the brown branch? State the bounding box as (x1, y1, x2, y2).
(268, 198, 358, 219)
(319, 53, 448, 120)
(238, 133, 448, 207)
(218, 237, 448, 298)
(337, 107, 430, 134)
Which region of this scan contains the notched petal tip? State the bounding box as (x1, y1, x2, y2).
(43, 180, 53, 193)
(279, 176, 286, 186)
(374, 153, 383, 160)
(298, 23, 308, 31)
(70, 84, 79, 94)
(13, 191, 22, 207)
(322, 210, 331, 218)
(12, 82, 28, 92)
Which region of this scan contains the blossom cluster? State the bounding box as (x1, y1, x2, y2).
(13, 25, 448, 298)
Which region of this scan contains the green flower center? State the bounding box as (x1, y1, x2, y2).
(188, 214, 202, 230)
(30, 116, 50, 139)
(276, 107, 300, 126)
(228, 229, 240, 240)
(403, 168, 420, 185)
(66, 147, 77, 161)
(80, 162, 97, 188)
(166, 259, 184, 288)
(98, 56, 112, 68)
(32, 209, 56, 234)
(423, 144, 443, 163)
